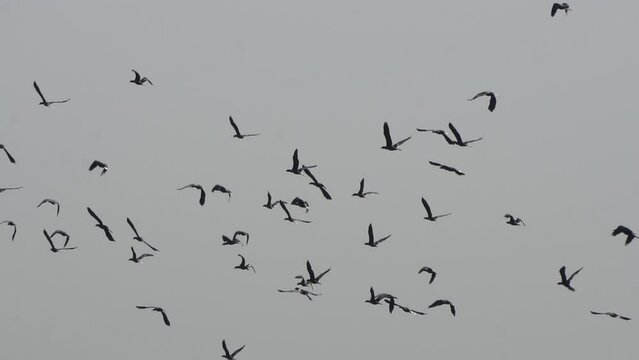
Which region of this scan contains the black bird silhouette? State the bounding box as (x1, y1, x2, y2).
(418, 266, 437, 284)
(306, 260, 330, 286)
(557, 266, 583, 291)
(0, 144, 16, 164)
(279, 201, 311, 223)
(212, 185, 232, 201)
(381, 122, 411, 151)
(590, 311, 631, 321)
(177, 184, 206, 206)
(291, 197, 310, 212)
(416, 128, 457, 145)
(447, 123, 482, 146)
(130, 70, 153, 85)
(277, 287, 322, 301)
(136, 306, 170, 326)
(468, 91, 496, 112)
(33, 81, 70, 106)
(428, 161, 465, 176)
(1, 221, 17, 241)
(429, 299, 456, 316)
(365, 223, 391, 248)
(50, 230, 71, 248)
(303, 167, 332, 200)
(234, 254, 256, 273)
(421, 197, 451, 221)
(612, 225, 637, 246)
(263, 192, 284, 209)
(87, 207, 115, 242)
(127, 218, 159, 251)
(352, 178, 379, 198)
(286, 149, 317, 175)
(504, 214, 525, 226)
(295, 275, 312, 288)
(365, 287, 397, 313)
(129, 247, 154, 263)
(551, 3, 571, 17)
(229, 116, 259, 139)
(89, 160, 109, 176)
(222, 340, 245, 360)
(43, 229, 76, 252)
(37, 199, 60, 216)
(0, 186, 23, 193)
(222, 231, 250, 246)
(392, 301, 426, 316)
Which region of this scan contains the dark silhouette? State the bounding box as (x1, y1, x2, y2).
(50, 230, 71, 248)
(418, 266, 437, 284)
(504, 214, 525, 226)
(612, 225, 637, 245)
(428, 161, 465, 176)
(365, 223, 391, 248)
(263, 192, 284, 209)
(43, 229, 76, 252)
(1, 221, 17, 241)
(234, 254, 255, 273)
(89, 160, 109, 176)
(303, 167, 332, 200)
(0, 144, 16, 164)
(286, 149, 317, 175)
(212, 185, 232, 201)
(352, 178, 378, 198)
(551, 3, 571, 17)
(557, 266, 583, 291)
(229, 116, 259, 139)
(136, 306, 170, 326)
(305, 260, 331, 286)
(279, 201, 311, 223)
(87, 207, 115, 242)
(129, 247, 154, 263)
(291, 197, 310, 212)
(37, 199, 60, 216)
(130, 70, 153, 85)
(177, 184, 206, 206)
(0, 186, 23, 194)
(33, 81, 70, 106)
(222, 340, 245, 360)
(468, 91, 496, 112)
(421, 197, 451, 221)
(127, 218, 159, 252)
(277, 287, 322, 301)
(429, 299, 456, 316)
(590, 311, 631, 321)
(381, 122, 411, 151)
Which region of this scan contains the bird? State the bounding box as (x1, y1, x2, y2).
(352, 178, 379, 198)
(306, 260, 330, 286)
(0, 186, 23, 193)
(211, 185, 232, 201)
(389, 300, 426, 316)
(557, 266, 583, 291)
(418, 266, 437, 284)
(37, 199, 60, 216)
(222, 340, 245, 360)
(87, 207, 115, 242)
(33, 81, 70, 107)
(126, 218, 159, 251)
(1, 221, 17, 241)
(468, 91, 496, 112)
(381, 122, 411, 151)
(416, 128, 458, 145)
(365, 223, 391, 248)
(229, 116, 260, 139)
(294, 275, 313, 288)
(0, 144, 16, 164)
(590, 311, 631, 321)
(88, 160, 109, 176)
(428, 161, 465, 176)
(177, 184, 206, 206)
(279, 201, 311, 223)
(365, 287, 397, 311)
(50, 230, 71, 248)
(303, 167, 332, 200)
(429, 299, 456, 316)
(551, 3, 571, 17)
(263, 192, 284, 209)
(291, 197, 310, 212)
(277, 287, 322, 301)
(130, 69, 153, 85)
(222, 231, 250, 246)
(234, 254, 256, 273)
(43, 229, 76, 252)
(135, 306, 170, 326)
(446, 122, 482, 146)
(129, 247, 154, 264)
(504, 214, 525, 226)
(421, 197, 451, 221)
(612, 225, 638, 246)
(286, 149, 317, 175)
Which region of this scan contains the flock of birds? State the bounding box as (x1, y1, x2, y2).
(1, 2, 634, 358)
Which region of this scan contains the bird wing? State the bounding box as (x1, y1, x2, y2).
(131, 69, 141, 82)
(11, 224, 17, 240)
(2, 147, 16, 163)
(229, 116, 241, 136)
(222, 340, 231, 357)
(198, 187, 206, 206)
(468, 91, 489, 101)
(266, 192, 272, 205)
(488, 94, 496, 112)
(358, 178, 365, 194)
(568, 267, 583, 282)
(306, 260, 316, 281)
(612, 225, 629, 236)
(292, 149, 299, 171)
(279, 201, 292, 219)
(43, 229, 55, 249)
(136, 305, 154, 309)
(620, 316, 631, 320)
(33, 81, 47, 103)
(318, 185, 332, 200)
(430, 272, 437, 284)
(49, 99, 70, 104)
(559, 266, 568, 282)
(375, 234, 391, 245)
(316, 268, 331, 281)
(37, 199, 47, 208)
(429, 161, 442, 167)
(465, 137, 483, 144)
(303, 167, 320, 184)
(126, 218, 140, 237)
(87, 207, 103, 225)
(429, 299, 448, 308)
(421, 197, 433, 218)
(448, 123, 463, 143)
(383, 122, 393, 148)
(130, 246, 137, 258)
(231, 345, 245, 358)
(103, 226, 115, 242)
(160, 310, 170, 326)
(89, 160, 102, 171)
(551, 3, 560, 16)
(238, 254, 246, 267)
(393, 136, 411, 148)
(55, 202, 60, 216)
(367, 224, 374, 244)
(590, 311, 605, 315)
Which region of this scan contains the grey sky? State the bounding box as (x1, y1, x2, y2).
(1, 1, 639, 359)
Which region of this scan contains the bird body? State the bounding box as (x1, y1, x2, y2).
(306, 260, 330, 286)
(504, 214, 525, 226)
(551, 3, 571, 17)
(429, 161, 465, 176)
(235, 254, 256, 272)
(286, 149, 317, 175)
(89, 160, 109, 176)
(279, 201, 311, 223)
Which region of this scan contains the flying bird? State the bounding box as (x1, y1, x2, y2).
(33, 81, 70, 106)
(416, 128, 457, 145)
(234, 254, 256, 273)
(0, 144, 16, 164)
(504, 214, 525, 226)
(306, 260, 330, 286)
(389, 300, 426, 316)
(211, 185, 232, 201)
(130, 69, 153, 85)
(428, 161, 465, 176)
(468, 91, 496, 112)
(612, 225, 638, 246)
(129, 247, 154, 263)
(222, 340, 245, 360)
(37, 199, 60, 216)
(279, 201, 311, 223)
(0, 186, 23, 194)
(136, 306, 170, 326)
(229, 116, 260, 139)
(291, 197, 310, 212)
(222, 231, 250, 246)
(87, 207, 115, 242)
(551, 3, 571, 17)
(365, 223, 391, 248)
(447, 122, 482, 146)
(557, 266, 583, 292)
(286, 149, 317, 175)
(50, 230, 71, 248)
(263, 192, 284, 209)
(303, 167, 332, 200)
(43, 229, 76, 252)
(365, 287, 398, 313)
(127, 218, 159, 251)
(429, 299, 456, 316)
(421, 197, 451, 221)
(352, 178, 378, 198)
(381, 122, 411, 151)
(590, 311, 631, 321)
(418, 266, 437, 284)
(88, 160, 109, 176)
(277, 287, 322, 301)
(177, 184, 206, 206)
(1, 221, 17, 241)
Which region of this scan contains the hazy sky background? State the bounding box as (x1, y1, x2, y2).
(1, 1, 639, 359)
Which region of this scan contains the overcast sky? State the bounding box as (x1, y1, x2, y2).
(1, 1, 639, 359)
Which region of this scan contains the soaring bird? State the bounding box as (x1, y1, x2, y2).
(127, 218, 159, 251)
(352, 178, 379, 198)
(0, 186, 23, 193)
(557, 266, 583, 292)
(222, 340, 245, 360)
(129, 247, 154, 264)
(87, 207, 115, 242)
(33, 81, 70, 107)
(504, 214, 525, 226)
(277, 287, 322, 301)
(229, 116, 260, 139)
(177, 184, 206, 206)
(365, 223, 391, 248)
(1, 221, 17, 241)
(551, 3, 571, 17)
(428, 161, 465, 176)
(305, 260, 330, 286)
(222, 231, 249, 246)
(447, 123, 482, 146)
(37, 199, 60, 216)
(234, 254, 256, 273)
(295, 275, 312, 288)
(279, 201, 311, 223)
(291, 197, 310, 212)
(381, 122, 411, 151)
(263, 192, 284, 209)
(468, 91, 496, 112)
(89, 160, 109, 176)
(130, 70, 153, 85)
(0, 144, 16, 164)
(43, 229, 76, 252)
(286, 149, 317, 175)
(136, 306, 170, 326)
(429, 300, 456, 316)
(365, 287, 397, 313)
(211, 185, 232, 201)
(421, 197, 451, 221)
(50, 230, 71, 248)
(418, 266, 437, 284)
(590, 311, 631, 321)
(303, 167, 332, 200)
(612, 225, 638, 246)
